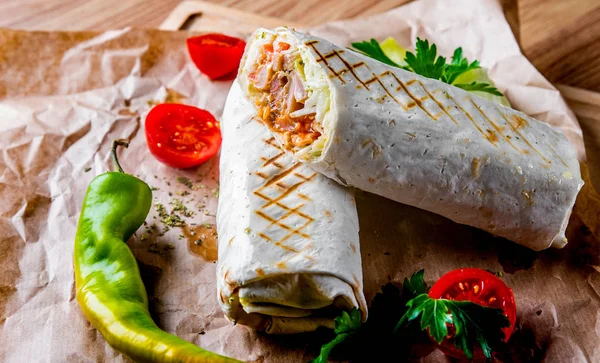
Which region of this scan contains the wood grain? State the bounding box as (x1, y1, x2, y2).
(196, 0, 411, 26)
(0, 0, 599, 92)
(0, 0, 181, 30)
(520, 0, 600, 92)
(557, 84, 600, 189)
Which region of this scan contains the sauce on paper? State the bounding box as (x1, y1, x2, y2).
(182, 224, 218, 262)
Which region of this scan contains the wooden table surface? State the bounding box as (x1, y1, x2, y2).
(0, 0, 599, 92)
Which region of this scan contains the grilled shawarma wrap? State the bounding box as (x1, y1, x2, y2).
(216, 81, 366, 334)
(239, 28, 584, 251)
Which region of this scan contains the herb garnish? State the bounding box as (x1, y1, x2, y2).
(310, 270, 509, 362)
(351, 38, 502, 96)
(309, 309, 362, 363)
(395, 293, 509, 359)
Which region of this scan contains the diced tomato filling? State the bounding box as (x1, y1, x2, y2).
(248, 41, 320, 149)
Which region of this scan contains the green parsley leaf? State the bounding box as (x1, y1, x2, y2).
(402, 269, 428, 299)
(334, 308, 362, 334)
(404, 38, 446, 80)
(442, 47, 481, 84)
(455, 82, 504, 96)
(350, 39, 402, 68)
(351, 37, 504, 97)
(395, 294, 510, 359)
(310, 308, 362, 363)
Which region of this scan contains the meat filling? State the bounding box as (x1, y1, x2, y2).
(248, 41, 321, 149)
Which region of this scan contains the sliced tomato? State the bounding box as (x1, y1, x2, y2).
(145, 103, 221, 169)
(186, 33, 246, 80)
(429, 268, 517, 360)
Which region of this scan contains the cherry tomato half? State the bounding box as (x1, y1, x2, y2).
(186, 33, 246, 80)
(428, 268, 517, 360)
(145, 103, 221, 169)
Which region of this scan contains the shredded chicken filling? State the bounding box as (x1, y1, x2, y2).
(248, 41, 321, 149)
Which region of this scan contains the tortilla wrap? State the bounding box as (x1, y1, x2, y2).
(239, 28, 584, 251)
(216, 81, 367, 334)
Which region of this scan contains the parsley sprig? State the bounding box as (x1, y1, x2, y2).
(309, 309, 362, 363)
(351, 39, 400, 68)
(395, 294, 510, 359)
(351, 38, 502, 96)
(310, 270, 510, 362)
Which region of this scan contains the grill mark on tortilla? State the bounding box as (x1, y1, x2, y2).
(276, 218, 314, 246)
(284, 205, 312, 221)
(253, 130, 316, 255)
(258, 232, 272, 241)
(350, 244, 357, 254)
(254, 192, 313, 232)
(388, 72, 437, 120)
(547, 146, 570, 169)
(264, 137, 281, 149)
(255, 268, 265, 277)
(262, 163, 301, 187)
(258, 232, 300, 253)
(228, 237, 234, 246)
(407, 79, 417, 86)
(294, 172, 314, 181)
(324, 50, 343, 59)
(262, 151, 286, 167)
(364, 70, 411, 112)
(255, 210, 310, 238)
(353, 62, 365, 68)
(263, 174, 317, 208)
(257, 203, 312, 230)
(470, 98, 520, 152)
(445, 94, 494, 145)
(308, 42, 346, 84)
(514, 116, 568, 169)
(497, 108, 552, 164)
(297, 193, 311, 201)
(254, 192, 307, 215)
(417, 81, 459, 125)
(275, 261, 288, 269)
(331, 49, 370, 89)
(255, 171, 268, 179)
(365, 77, 377, 85)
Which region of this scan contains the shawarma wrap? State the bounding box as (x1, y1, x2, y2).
(216, 81, 366, 334)
(238, 28, 584, 251)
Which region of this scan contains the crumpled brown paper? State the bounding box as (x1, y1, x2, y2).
(0, 0, 598, 362)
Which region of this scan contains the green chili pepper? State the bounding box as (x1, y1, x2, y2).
(74, 139, 239, 363)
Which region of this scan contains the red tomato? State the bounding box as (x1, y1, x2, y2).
(145, 104, 221, 169)
(428, 268, 517, 360)
(186, 33, 246, 80)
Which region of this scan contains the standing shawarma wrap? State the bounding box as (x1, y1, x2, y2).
(216, 81, 366, 334)
(238, 28, 584, 251)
